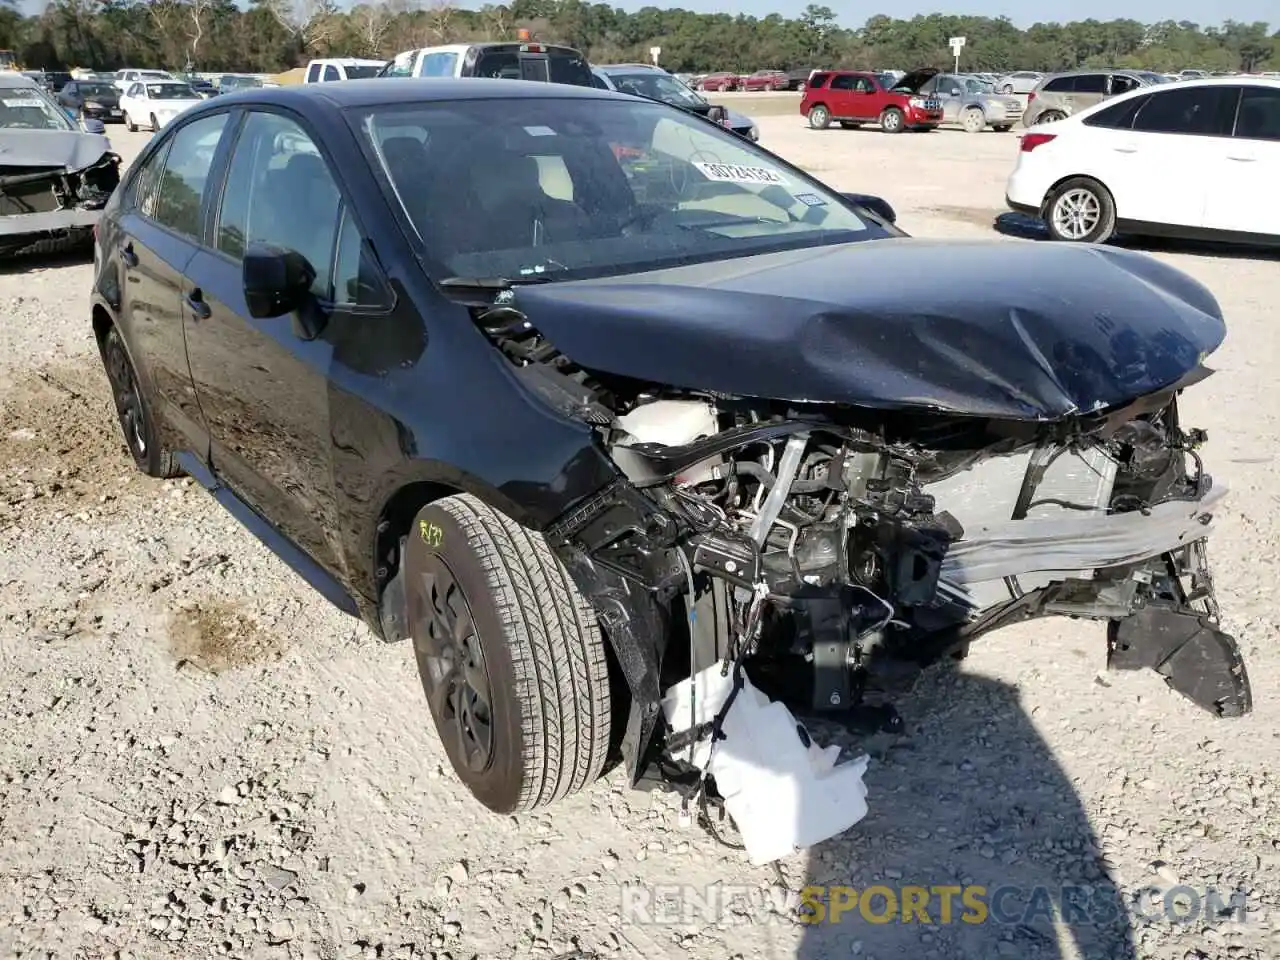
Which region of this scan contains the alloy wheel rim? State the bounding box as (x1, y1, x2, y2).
(106, 339, 147, 458)
(885, 112, 900, 130)
(1053, 189, 1101, 240)
(412, 556, 495, 772)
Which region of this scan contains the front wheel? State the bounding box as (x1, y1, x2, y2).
(807, 104, 831, 129)
(880, 107, 904, 133)
(1045, 177, 1116, 244)
(961, 107, 986, 133)
(150, 113, 158, 131)
(406, 494, 612, 814)
(1000, 84, 1014, 94)
(124, 112, 136, 132)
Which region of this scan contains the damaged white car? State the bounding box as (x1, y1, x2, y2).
(0, 71, 120, 257)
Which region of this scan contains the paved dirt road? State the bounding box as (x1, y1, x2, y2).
(1, 111, 1278, 960)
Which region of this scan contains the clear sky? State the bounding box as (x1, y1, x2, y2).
(12, 0, 1276, 31)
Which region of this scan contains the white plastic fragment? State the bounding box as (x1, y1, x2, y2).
(662, 665, 871, 866)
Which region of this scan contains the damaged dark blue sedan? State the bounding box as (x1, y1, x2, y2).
(89, 78, 1249, 860)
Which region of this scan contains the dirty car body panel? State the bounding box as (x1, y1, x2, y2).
(0, 75, 121, 253)
(89, 79, 1250, 843)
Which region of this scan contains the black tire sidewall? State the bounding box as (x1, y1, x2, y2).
(1047, 178, 1116, 244)
(405, 502, 528, 813)
(103, 326, 166, 476)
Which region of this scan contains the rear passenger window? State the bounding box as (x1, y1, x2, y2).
(1042, 76, 1073, 93)
(1235, 87, 1280, 141)
(829, 75, 855, 91)
(1084, 95, 1149, 129)
(150, 112, 228, 239)
(126, 140, 171, 219)
(1073, 74, 1107, 94)
(1132, 86, 1238, 136)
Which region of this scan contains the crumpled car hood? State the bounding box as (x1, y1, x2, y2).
(0, 129, 113, 170)
(511, 239, 1226, 422)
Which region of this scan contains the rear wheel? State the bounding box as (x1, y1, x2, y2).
(1045, 177, 1116, 244)
(101, 326, 179, 478)
(962, 106, 986, 133)
(807, 104, 831, 129)
(880, 107, 904, 133)
(1036, 109, 1067, 125)
(124, 112, 136, 132)
(149, 113, 158, 131)
(406, 494, 611, 814)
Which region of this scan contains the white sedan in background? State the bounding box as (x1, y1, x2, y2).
(1005, 77, 1279, 246)
(119, 80, 203, 133)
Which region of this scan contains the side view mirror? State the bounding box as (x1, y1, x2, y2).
(706, 104, 729, 126)
(243, 242, 323, 336)
(841, 192, 897, 224)
(81, 117, 106, 135)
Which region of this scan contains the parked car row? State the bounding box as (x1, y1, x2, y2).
(801, 68, 1026, 134)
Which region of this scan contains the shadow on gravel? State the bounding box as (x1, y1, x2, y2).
(0, 243, 94, 275)
(994, 211, 1280, 261)
(795, 660, 1137, 960)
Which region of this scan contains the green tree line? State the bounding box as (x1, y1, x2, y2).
(0, 0, 1274, 77)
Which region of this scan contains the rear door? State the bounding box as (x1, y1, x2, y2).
(182, 108, 350, 575)
(1104, 84, 1239, 228)
(1203, 85, 1280, 236)
(1068, 73, 1109, 113)
(825, 74, 857, 118)
(112, 110, 232, 458)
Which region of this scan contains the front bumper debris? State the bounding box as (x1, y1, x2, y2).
(663, 665, 871, 866)
(1109, 603, 1252, 718)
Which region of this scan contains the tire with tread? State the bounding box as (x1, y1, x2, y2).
(880, 107, 904, 133)
(1035, 109, 1066, 125)
(150, 113, 158, 131)
(962, 106, 986, 133)
(807, 104, 830, 129)
(124, 112, 136, 132)
(406, 494, 611, 814)
(101, 325, 180, 478)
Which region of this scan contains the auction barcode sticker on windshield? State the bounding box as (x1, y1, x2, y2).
(694, 162, 787, 185)
(2, 98, 45, 108)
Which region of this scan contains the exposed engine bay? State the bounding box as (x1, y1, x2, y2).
(467, 271, 1251, 862)
(0, 151, 120, 253)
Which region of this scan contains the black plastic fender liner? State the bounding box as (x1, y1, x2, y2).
(555, 545, 667, 783)
(1108, 603, 1252, 718)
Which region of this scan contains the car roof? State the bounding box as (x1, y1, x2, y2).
(208, 77, 624, 111)
(596, 64, 663, 73)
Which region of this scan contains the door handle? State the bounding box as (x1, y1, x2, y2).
(120, 241, 138, 267)
(184, 289, 212, 320)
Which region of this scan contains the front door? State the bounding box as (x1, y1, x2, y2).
(930, 74, 964, 123)
(182, 108, 348, 577)
(114, 112, 231, 457)
(1203, 85, 1280, 236)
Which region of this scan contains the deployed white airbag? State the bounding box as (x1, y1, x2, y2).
(663, 665, 871, 866)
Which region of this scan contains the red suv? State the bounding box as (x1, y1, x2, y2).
(801, 68, 944, 133)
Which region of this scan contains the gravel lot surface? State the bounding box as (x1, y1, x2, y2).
(2, 102, 1278, 960)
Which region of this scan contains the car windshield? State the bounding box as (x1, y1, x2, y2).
(609, 72, 705, 108)
(80, 83, 116, 98)
(345, 65, 384, 80)
(0, 87, 76, 131)
(147, 83, 199, 99)
(357, 96, 873, 283)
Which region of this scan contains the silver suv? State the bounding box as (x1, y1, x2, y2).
(1022, 69, 1169, 126)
